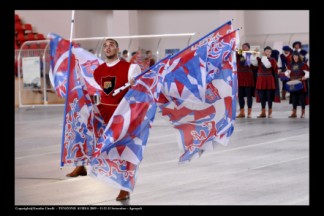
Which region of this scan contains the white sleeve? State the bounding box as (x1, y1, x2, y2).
(277, 56, 282, 68)
(303, 70, 309, 79)
(305, 53, 309, 66)
(261, 56, 271, 68)
(250, 55, 258, 66)
(128, 64, 141, 82)
(284, 70, 291, 77)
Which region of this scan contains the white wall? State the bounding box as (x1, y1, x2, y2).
(74, 10, 109, 38)
(138, 10, 243, 37)
(137, 10, 243, 60)
(244, 10, 309, 35)
(74, 10, 110, 52)
(108, 10, 139, 56)
(244, 10, 309, 48)
(15, 10, 309, 57)
(136, 10, 309, 55)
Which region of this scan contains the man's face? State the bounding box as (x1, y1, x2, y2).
(294, 44, 301, 50)
(293, 55, 299, 62)
(264, 49, 271, 57)
(284, 50, 290, 55)
(103, 40, 119, 59)
(242, 44, 249, 51)
(147, 51, 152, 58)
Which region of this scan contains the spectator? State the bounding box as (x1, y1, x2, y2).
(145, 50, 155, 67)
(120, 49, 129, 62)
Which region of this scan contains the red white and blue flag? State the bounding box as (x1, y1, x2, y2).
(49, 33, 170, 191)
(48, 37, 106, 166)
(49, 20, 238, 192)
(48, 33, 103, 97)
(89, 58, 169, 191)
(157, 23, 238, 162)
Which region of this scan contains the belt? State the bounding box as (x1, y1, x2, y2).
(100, 103, 118, 106)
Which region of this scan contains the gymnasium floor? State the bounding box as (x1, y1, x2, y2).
(15, 98, 309, 205)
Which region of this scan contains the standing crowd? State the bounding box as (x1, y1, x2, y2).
(235, 41, 309, 119)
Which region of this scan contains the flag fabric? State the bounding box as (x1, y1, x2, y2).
(48, 33, 163, 191)
(157, 27, 238, 162)
(48, 20, 238, 192)
(50, 45, 106, 166)
(48, 33, 103, 98)
(157, 20, 233, 104)
(88, 59, 169, 191)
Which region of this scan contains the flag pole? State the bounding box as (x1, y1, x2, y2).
(60, 10, 75, 168)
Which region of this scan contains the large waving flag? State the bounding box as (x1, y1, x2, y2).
(89, 59, 169, 191)
(49, 33, 163, 191)
(158, 26, 238, 162)
(48, 20, 238, 192)
(49, 44, 106, 166)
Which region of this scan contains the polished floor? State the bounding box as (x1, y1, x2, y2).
(15, 98, 309, 205)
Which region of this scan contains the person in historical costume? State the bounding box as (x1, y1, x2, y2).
(236, 43, 255, 118)
(120, 49, 129, 62)
(65, 38, 141, 201)
(279, 46, 292, 100)
(284, 51, 309, 118)
(292, 41, 308, 64)
(251, 46, 280, 118)
(145, 50, 156, 67)
(130, 49, 150, 72)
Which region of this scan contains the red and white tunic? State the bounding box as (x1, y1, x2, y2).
(285, 62, 309, 92)
(236, 53, 254, 87)
(93, 59, 141, 123)
(253, 56, 278, 90)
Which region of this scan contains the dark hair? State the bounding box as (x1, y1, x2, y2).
(292, 51, 302, 63)
(264, 46, 272, 51)
(271, 50, 280, 61)
(105, 38, 119, 48)
(242, 43, 250, 49)
(292, 41, 301, 48)
(146, 50, 152, 55)
(131, 51, 137, 56)
(122, 50, 128, 55)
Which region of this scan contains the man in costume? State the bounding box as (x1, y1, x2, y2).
(145, 50, 156, 67)
(120, 49, 129, 62)
(66, 38, 141, 201)
(236, 43, 255, 118)
(251, 46, 280, 118)
(292, 41, 308, 64)
(285, 51, 309, 118)
(279, 45, 292, 100)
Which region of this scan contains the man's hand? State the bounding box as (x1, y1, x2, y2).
(130, 78, 136, 86)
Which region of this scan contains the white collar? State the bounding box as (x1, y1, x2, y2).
(106, 58, 120, 67)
